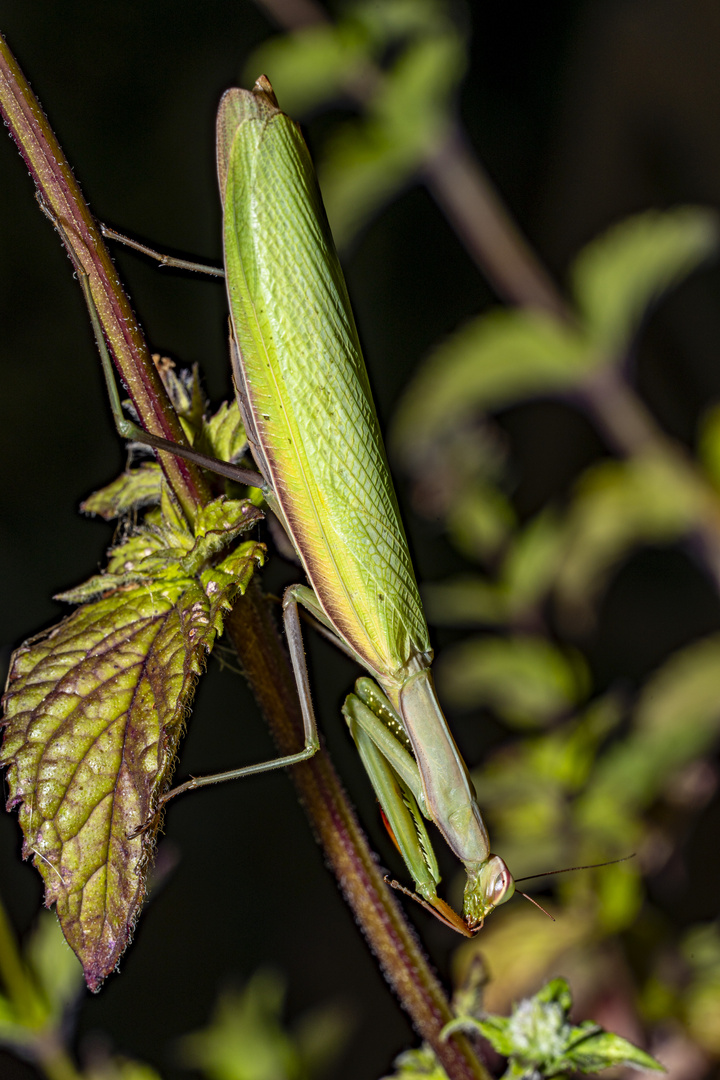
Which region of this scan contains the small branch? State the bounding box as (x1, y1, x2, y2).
(0, 32, 488, 1080)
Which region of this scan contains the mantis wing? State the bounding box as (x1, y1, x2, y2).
(217, 82, 430, 687)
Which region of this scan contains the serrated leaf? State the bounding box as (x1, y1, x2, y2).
(572, 207, 718, 354)
(444, 978, 662, 1078)
(59, 497, 263, 603)
(202, 399, 248, 466)
(565, 1030, 663, 1073)
(391, 311, 586, 463)
(438, 636, 588, 727)
(1, 531, 264, 989)
(81, 463, 163, 520)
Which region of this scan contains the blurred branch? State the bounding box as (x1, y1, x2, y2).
(422, 124, 568, 318)
(253, 0, 567, 317)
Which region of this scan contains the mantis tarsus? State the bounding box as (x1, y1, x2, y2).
(57, 76, 587, 936)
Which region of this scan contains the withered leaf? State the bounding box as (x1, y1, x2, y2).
(2, 491, 264, 990)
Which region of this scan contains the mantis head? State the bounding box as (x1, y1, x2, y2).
(464, 854, 515, 929)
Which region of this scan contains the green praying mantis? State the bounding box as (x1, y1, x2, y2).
(60, 76, 583, 937)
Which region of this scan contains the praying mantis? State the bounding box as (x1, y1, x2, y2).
(75, 76, 519, 936)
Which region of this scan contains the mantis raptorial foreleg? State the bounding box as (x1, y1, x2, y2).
(343, 683, 427, 814)
(346, 714, 439, 895)
(343, 688, 475, 936)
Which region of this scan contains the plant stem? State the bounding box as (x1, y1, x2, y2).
(0, 32, 488, 1080)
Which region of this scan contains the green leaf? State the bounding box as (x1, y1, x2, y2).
(86, 1057, 164, 1080)
(446, 484, 515, 561)
(697, 402, 720, 489)
(383, 1045, 448, 1080)
(423, 513, 563, 629)
(501, 511, 564, 619)
(81, 394, 249, 525)
(81, 463, 163, 520)
(534, 977, 573, 1012)
(391, 310, 586, 463)
(202, 399, 248, 467)
(438, 636, 589, 727)
(245, 0, 467, 246)
(58, 496, 263, 602)
(1, 493, 264, 989)
(25, 910, 83, 1019)
(572, 207, 718, 354)
(682, 923, 720, 1055)
(319, 28, 465, 245)
(244, 22, 371, 115)
(423, 576, 507, 627)
(443, 978, 663, 1078)
(564, 1030, 663, 1074)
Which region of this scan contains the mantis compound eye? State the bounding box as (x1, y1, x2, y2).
(486, 855, 515, 908)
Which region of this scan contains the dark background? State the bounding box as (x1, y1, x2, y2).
(2, 3, 720, 1078)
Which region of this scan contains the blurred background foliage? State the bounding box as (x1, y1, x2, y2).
(3, 1, 720, 1078)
